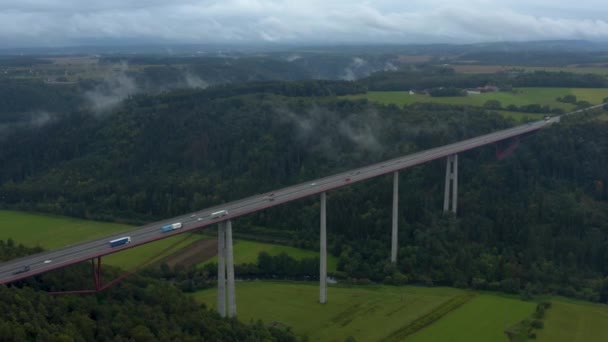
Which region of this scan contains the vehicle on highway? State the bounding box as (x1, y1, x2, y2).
(190, 214, 196, 218)
(13, 265, 30, 275)
(210, 210, 228, 219)
(161, 222, 183, 233)
(544, 116, 551, 121)
(310, 182, 316, 186)
(263, 192, 275, 201)
(197, 217, 203, 221)
(109, 237, 131, 247)
(43, 260, 51, 264)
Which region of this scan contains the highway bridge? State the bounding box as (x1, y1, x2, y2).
(0, 104, 602, 317)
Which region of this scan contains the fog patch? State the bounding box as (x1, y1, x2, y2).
(341, 57, 368, 81)
(183, 72, 209, 89)
(277, 105, 383, 158)
(84, 62, 138, 112)
(338, 112, 382, 153)
(286, 54, 302, 62)
(0, 110, 54, 139)
(384, 61, 398, 71)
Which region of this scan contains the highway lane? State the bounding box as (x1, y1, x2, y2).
(0, 118, 553, 285)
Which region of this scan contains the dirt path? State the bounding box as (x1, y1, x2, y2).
(161, 238, 218, 268)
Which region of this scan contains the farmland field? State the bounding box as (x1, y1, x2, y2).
(407, 294, 536, 342)
(536, 297, 608, 342)
(193, 281, 469, 341)
(345, 88, 608, 114)
(196, 281, 608, 342)
(0, 210, 131, 249)
(0, 210, 206, 269)
(0, 210, 333, 270)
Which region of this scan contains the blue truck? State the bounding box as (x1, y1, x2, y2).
(161, 222, 183, 233)
(109, 237, 131, 247)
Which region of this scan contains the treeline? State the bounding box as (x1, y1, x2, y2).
(511, 71, 608, 88)
(0, 241, 295, 341)
(361, 68, 502, 91)
(361, 69, 608, 91)
(147, 252, 320, 293)
(453, 51, 606, 66)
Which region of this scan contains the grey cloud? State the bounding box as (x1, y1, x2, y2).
(2, 1, 608, 47)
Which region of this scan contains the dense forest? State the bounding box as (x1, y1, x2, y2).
(0, 240, 295, 341)
(1, 74, 608, 306)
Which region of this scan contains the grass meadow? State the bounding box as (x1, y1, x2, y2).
(0, 210, 207, 269)
(407, 294, 536, 342)
(194, 281, 608, 342)
(0, 210, 333, 270)
(535, 297, 608, 342)
(193, 281, 469, 341)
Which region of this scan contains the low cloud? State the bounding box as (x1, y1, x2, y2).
(183, 72, 209, 89)
(0, 110, 54, 139)
(84, 62, 138, 112)
(278, 106, 383, 158)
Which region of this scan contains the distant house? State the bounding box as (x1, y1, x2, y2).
(409, 90, 415, 95)
(477, 85, 499, 92)
(466, 90, 481, 95)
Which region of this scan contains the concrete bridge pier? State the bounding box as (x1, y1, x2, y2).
(443, 154, 458, 213)
(217, 222, 226, 317)
(391, 171, 399, 263)
(217, 220, 236, 317)
(320, 192, 327, 304)
(225, 220, 236, 318)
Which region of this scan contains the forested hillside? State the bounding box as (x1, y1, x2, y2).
(1, 80, 608, 304)
(0, 240, 294, 341)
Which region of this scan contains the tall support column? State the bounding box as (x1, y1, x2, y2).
(391, 171, 399, 263)
(452, 154, 458, 213)
(217, 222, 226, 317)
(443, 155, 452, 212)
(443, 154, 459, 213)
(225, 220, 237, 318)
(320, 192, 327, 304)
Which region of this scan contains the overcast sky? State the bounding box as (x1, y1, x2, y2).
(2, 0, 608, 47)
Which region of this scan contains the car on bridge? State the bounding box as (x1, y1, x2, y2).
(13, 265, 30, 275)
(161, 222, 183, 233)
(210, 210, 228, 219)
(109, 237, 131, 247)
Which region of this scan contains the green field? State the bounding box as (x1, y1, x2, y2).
(201, 239, 338, 272)
(0, 210, 206, 269)
(345, 88, 608, 113)
(536, 297, 608, 342)
(0, 210, 336, 271)
(0, 210, 131, 249)
(407, 294, 536, 342)
(199, 281, 608, 342)
(193, 281, 469, 341)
